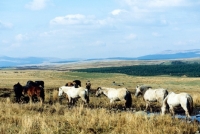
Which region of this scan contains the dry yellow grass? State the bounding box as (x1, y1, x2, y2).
(0, 69, 200, 133)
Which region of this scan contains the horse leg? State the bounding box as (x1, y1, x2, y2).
(37, 95, 43, 106)
(182, 105, 191, 121)
(169, 106, 175, 118)
(110, 99, 114, 109)
(144, 101, 149, 112)
(29, 96, 32, 104)
(68, 97, 72, 105)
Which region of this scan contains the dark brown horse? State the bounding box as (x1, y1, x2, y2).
(23, 85, 44, 105)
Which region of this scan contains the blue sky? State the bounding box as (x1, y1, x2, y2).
(0, 0, 200, 59)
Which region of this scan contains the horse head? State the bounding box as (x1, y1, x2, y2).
(135, 85, 152, 97)
(135, 85, 142, 97)
(95, 87, 102, 97)
(86, 81, 91, 90)
(58, 87, 64, 97)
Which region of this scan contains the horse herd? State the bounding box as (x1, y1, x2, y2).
(13, 80, 194, 120)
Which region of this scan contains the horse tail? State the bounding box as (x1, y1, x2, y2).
(186, 95, 193, 115)
(125, 91, 132, 108)
(164, 90, 168, 99)
(85, 89, 89, 103)
(162, 94, 169, 111)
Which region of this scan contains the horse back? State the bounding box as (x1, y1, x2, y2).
(107, 87, 127, 99)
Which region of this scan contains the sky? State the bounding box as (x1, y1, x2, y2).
(0, 0, 200, 59)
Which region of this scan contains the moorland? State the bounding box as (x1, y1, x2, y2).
(0, 59, 200, 134)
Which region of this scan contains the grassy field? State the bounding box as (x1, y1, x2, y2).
(0, 69, 200, 133)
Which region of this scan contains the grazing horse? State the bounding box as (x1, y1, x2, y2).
(13, 82, 24, 103)
(161, 92, 193, 120)
(95, 87, 132, 108)
(135, 85, 168, 112)
(22, 85, 43, 105)
(58, 86, 89, 105)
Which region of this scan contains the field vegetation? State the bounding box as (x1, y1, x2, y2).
(0, 68, 200, 133)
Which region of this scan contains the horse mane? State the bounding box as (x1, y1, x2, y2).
(138, 85, 152, 95)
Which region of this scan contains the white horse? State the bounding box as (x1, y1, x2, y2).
(161, 92, 193, 120)
(58, 86, 89, 105)
(95, 87, 132, 108)
(135, 85, 168, 112)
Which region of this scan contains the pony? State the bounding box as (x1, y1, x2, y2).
(95, 87, 132, 108)
(58, 86, 89, 105)
(22, 85, 44, 105)
(13, 82, 24, 103)
(135, 85, 168, 112)
(161, 92, 193, 120)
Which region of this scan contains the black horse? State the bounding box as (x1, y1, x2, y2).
(73, 80, 81, 87)
(13, 82, 24, 103)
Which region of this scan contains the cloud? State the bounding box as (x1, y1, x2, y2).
(123, 0, 189, 8)
(126, 34, 137, 39)
(111, 9, 127, 15)
(15, 34, 29, 42)
(50, 14, 88, 25)
(0, 20, 13, 29)
(25, 0, 48, 10)
(49, 14, 109, 26)
(152, 32, 162, 37)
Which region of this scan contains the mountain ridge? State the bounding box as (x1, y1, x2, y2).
(1, 49, 200, 67)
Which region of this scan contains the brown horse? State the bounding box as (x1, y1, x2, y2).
(65, 82, 74, 87)
(23, 85, 44, 105)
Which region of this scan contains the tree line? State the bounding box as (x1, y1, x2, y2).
(74, 64, 200, 77)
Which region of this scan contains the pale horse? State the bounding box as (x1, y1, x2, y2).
(135, 85, 168, 112)
(95, 87, 132, 108)
(161, 92, 193, 120)
(58, 86, 89, 105)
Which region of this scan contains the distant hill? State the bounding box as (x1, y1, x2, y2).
(0, 56, 60, 68)
(136, 49, 200, 60)
(1, 49, 200, 67)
